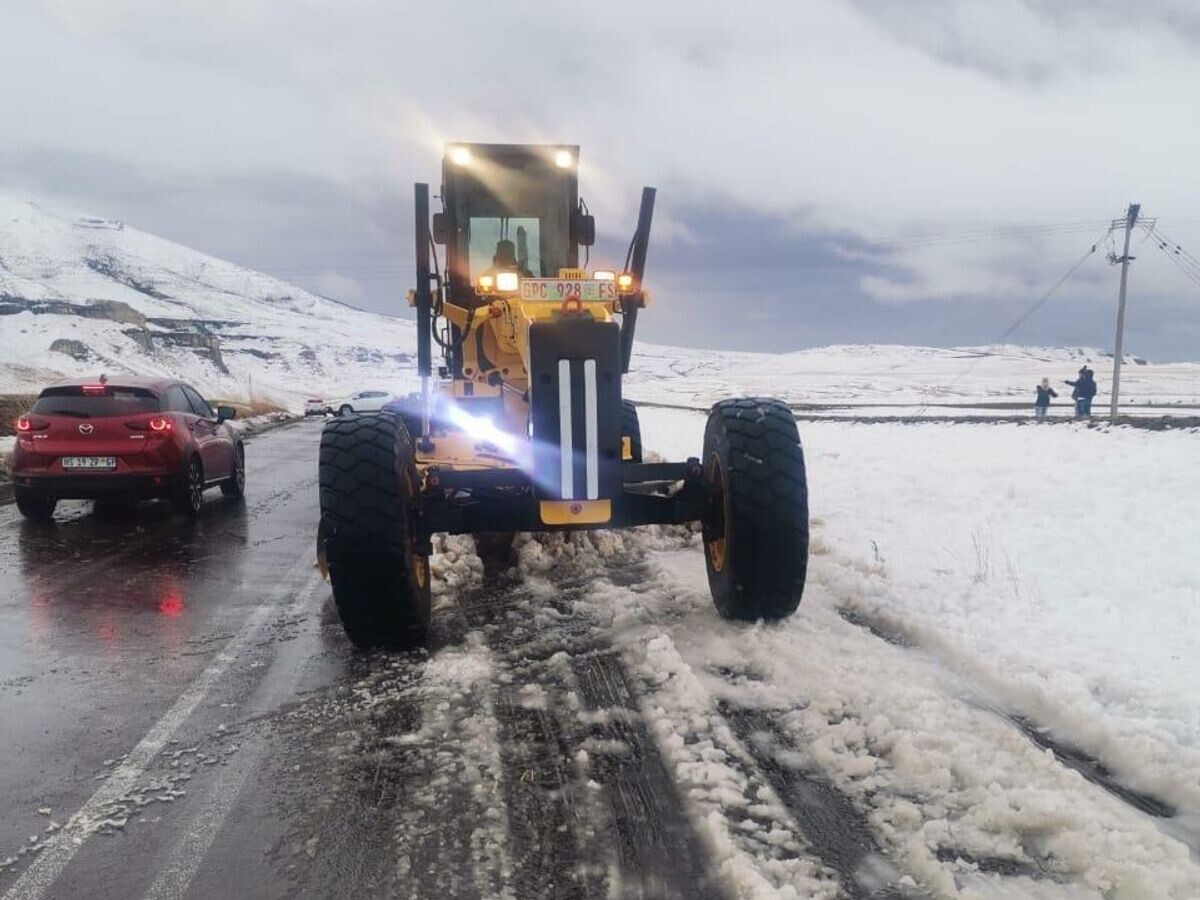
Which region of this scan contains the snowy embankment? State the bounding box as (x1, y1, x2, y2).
(226, 411, 296, 438)
(620, 409, 1200, 896)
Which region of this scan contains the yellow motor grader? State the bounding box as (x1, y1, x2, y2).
(318, 143, 808, 647)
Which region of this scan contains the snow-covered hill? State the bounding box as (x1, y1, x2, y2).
(0, 197, 417, 405)
(3, 195, 1198, 413)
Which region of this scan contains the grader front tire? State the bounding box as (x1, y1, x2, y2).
(702, 398, 808, 621)
(319, 413, 431, 648)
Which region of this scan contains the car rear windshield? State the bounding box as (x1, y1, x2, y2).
(32, 386, 160, 418)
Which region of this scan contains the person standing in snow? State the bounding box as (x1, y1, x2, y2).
(1034, 378, 1057, 420)
(1064, 366, 1098, 418)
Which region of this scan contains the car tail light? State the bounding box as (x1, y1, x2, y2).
(81, 384, 108, 395)
(16, 416, 49, 433)
(126, 415, 173, 434)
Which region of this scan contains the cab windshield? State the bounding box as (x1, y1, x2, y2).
(453, 163, 571, 280)
(468, 217, 541, 278)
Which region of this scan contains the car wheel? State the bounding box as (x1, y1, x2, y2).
(221, 444, 245, 497)
(15, 489, 57, 521)
(339, 404, 353, 416)
(171, 456, 205, 517)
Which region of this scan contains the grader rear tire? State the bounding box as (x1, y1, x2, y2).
(319, 413, 431, 648)
(702, 398, 808, 621)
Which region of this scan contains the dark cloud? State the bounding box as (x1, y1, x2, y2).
(2, 1, 1198, 360)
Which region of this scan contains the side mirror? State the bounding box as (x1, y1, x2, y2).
(432, 212, 452, 244)
(216, 405, 236, 423)
(571, 211, 595, 247)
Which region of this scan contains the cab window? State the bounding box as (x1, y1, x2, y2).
(468, 217, 541, 278)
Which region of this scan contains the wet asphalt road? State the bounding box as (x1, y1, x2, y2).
(0, 420, 736, 900)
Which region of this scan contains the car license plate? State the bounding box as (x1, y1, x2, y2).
(520, 279, 616, 302)
(62, 456, 117, 469)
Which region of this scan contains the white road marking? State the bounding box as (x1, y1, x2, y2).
(2, 550, 318, 900)
(558, 359, 574, 499)
(142, 571, 321, 900)
(583, 359, 598, 500)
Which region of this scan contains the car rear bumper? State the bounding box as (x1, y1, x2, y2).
(11, 472, 181, 499)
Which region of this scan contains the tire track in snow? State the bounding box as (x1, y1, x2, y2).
(459, 557, 728, 900)
(711, 699, 913, 899)
(459, 576, 605, 900)
(571, 649, 724, 898)
(836, 604, 1182, 824)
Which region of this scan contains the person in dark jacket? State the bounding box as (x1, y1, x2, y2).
(1065, 366, 1098, 418)
(1034, 378, 1057, 420)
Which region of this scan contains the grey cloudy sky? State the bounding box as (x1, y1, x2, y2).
(2, 0, 1199, 359)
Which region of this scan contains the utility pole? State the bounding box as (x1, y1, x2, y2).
(1110, 202, 1140, 421)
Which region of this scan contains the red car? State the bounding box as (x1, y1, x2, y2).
(11, 376, 245, 520)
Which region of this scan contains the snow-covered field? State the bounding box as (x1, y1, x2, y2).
(619, 409, 1200, 896)
(624, 343, 1200, 415)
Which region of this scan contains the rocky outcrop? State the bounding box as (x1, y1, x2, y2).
(157, 332, 228, 374)
(85, 255, 171, 300)
(0, 297, 147, 327)
(49, 338, 93, 361)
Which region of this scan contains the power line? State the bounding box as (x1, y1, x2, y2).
(906, 223, 1116, 420)
(1143, 224, 1200, 289)
(872, 220, 1114, 250)
(995, 225, 1116, 344)
(1143, 223, 1200, 279)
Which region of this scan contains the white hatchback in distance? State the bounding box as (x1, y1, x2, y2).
(304, 398, 327, 417)
(327, 390, 394, 416)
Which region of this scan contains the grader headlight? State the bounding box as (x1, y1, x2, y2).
(476, 274, 495, 293)
(592, 270, 615, 282)
(617, 273, 635, 292)
(495, 271, 520, 293)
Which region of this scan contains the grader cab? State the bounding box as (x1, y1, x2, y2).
(318, 143, 809, 648)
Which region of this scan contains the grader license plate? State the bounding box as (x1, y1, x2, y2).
(520, 279, 616, 302)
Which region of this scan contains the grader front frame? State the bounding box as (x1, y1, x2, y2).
(318, 143, 809, 648)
